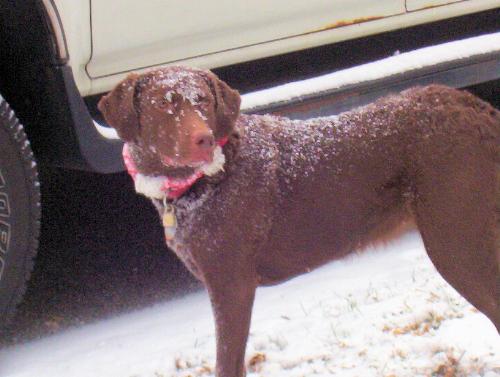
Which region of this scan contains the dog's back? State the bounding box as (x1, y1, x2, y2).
(243, 85, 499, 329)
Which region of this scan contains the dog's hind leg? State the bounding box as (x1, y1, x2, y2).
(411, 147, 500, 332)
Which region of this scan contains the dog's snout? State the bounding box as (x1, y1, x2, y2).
(191, 131, 215, 163)
(193, 132, 215, 150)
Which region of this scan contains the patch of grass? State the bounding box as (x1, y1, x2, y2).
(247, 352, 266, 373)
(431, 353, 461, 377)
(383, 310, 445, 336)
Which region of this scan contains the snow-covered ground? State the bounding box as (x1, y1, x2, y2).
(0, 232, 498, 377)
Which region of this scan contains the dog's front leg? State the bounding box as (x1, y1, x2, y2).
(205, 272, 257, 377)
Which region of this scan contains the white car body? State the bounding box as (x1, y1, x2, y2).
(53, 0, 500, 96)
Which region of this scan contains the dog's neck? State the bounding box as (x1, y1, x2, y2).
(124, 135, 237, 200)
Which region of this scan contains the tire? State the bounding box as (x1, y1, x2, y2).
(0, 94, 40, 331)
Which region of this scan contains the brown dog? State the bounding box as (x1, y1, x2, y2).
(99, 66, 500, 377)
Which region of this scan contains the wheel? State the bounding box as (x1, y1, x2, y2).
(0, 94, 40, 331)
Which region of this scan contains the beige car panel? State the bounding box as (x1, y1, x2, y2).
(87, 0, 404, 79)
(51, 0, 499, 96)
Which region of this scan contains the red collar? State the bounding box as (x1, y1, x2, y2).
(123, 137, 228, 200)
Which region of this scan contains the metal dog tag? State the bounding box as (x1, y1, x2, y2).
(163, 203, 177, 241)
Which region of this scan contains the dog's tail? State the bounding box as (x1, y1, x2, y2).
(495, 106, 500, 333)
(465, 96, 500, 249)
(484, 99, 500, 225)
(488, 100, 500, 333)
(466, 93, 500, 236)
(493, 109, 500, 333)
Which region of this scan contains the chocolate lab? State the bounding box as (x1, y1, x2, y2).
(99, 66, 500, 377)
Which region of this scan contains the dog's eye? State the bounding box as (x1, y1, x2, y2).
(194, 95, 208, 105)
(157, 99, 175, 114)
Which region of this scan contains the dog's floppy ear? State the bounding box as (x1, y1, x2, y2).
(98, 73, 140, 142)
(202, 71, 241, 137)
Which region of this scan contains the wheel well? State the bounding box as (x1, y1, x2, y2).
(0, 1, 124, 172)
(0, 0, 79, 166)
(0, 0, 56, 118)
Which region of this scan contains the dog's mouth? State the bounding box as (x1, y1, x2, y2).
(160, 155, 206, 168)
(160, 145, 225, 177)
(197, 146, 226, 176)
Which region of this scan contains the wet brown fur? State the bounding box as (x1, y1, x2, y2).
(99, 67, 500, 377)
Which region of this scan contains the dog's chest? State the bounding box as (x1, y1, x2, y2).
(158, 123, 280, 259)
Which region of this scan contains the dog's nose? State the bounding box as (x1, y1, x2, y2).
(191, 132, 215, 162)
(192, 132, 215, 150)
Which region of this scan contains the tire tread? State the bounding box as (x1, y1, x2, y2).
(0, 95, 41, 331)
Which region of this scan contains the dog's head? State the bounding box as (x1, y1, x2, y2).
(98, 66, 240, 169)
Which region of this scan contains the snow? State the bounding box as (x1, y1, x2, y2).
(240, 31, 500, 111)
(1, 232, 498, 377)
(94, 119, 119, 139)
(154, 69, 206, 107)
